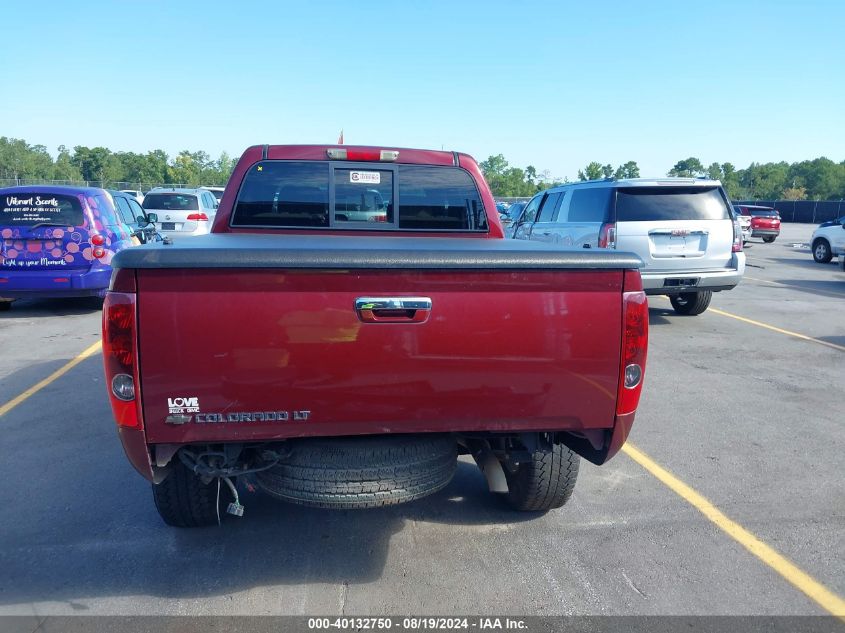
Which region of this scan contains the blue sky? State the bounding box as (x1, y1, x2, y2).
(1, 0, 843, 180)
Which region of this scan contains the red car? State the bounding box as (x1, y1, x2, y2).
(734, 204, 781, 243)
(102, 144, 648, 527)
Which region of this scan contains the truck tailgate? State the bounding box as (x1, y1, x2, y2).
(124, 234, 638, 444)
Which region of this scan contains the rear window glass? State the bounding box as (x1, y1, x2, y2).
(1, 193, 84, 227)
(142, 193, 199, 211)
(231, 161, 487, 232)
(567, 187, 613, 223)
(335, 169, 393, 224)
(397, 165, 487, 231)
(233, 162, 329, 227)
(746, 208, 779, 217)
(616, 187, 731, 222)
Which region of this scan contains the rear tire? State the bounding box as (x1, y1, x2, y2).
(0, 300, 12, 312)
(763, 235, 777, 243)
(152, 461, 225, 527)
(670, 290, 712, 316)
(256, 435, 457, 509)
(813, 239, 832, 263)
(503, 443, 580, 512)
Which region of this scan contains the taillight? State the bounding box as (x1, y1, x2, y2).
(187, 213, 209, 221)
(617, 277, 648, 416)
(326, 148, 399, 162)
(91, 234, 105, 246)
(368, 215, 388, 222)
(732, 219, 743, 252)
(599, 222, 617, 248)
(102, 292, 143, 429)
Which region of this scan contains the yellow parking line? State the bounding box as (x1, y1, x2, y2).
(743, 276, 845, 300)
(0, 340, 102, 418)
(708, 308, 845, 352)
(622, 442, 845, 618)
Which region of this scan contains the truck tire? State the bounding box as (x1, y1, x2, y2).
(0, 300, 11, 312)
(762, 235, 777, 243)
(813, 239, 832, 263)
(152, 461, 224, 527)
(503, 443, 579, 512)
(669, 290, 712, 316)
(256, 435, 457, 509)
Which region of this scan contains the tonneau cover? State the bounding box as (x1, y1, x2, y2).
(113, 234, 642, 270)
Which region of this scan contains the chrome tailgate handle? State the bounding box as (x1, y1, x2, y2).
(355, 297, 432, 323)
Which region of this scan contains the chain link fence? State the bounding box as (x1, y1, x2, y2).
(0, 178, 225, 191)
(735, 200, 845, 223)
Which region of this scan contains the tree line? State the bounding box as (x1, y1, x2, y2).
(0, 137, 235, 188)
(2, 137, 843, 201)
(481, 153, 845, 201)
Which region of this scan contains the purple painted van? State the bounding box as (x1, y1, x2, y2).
(0, 186, 157, 309)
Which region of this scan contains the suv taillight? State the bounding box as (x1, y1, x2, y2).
(102, 291, 142, 429)
(599, 222, 617, 248)
(187, 213, 208, 221)
(732, 219, 743, 252)
(617, 279, 648, 416)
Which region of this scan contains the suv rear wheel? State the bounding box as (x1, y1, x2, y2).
(670, 290, 712, 316)
(813, 239, 832, 263)
(763, 235, 777, 243)
(503, 443, 579, 512)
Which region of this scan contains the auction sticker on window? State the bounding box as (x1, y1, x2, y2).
(349, 171, 381, 184)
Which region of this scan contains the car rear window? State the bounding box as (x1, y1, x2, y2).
(231, 161, 488, 232)
(616, 187, 731, 222)
(1, 192, 84, 227)
(142, 193, 200, 211)
(746, 208, 779, 217)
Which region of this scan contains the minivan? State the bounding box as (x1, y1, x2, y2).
(510, 178, 745, 315)
(0, 186, 158, 309)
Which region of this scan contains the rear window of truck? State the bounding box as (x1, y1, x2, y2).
(615, 187, 731, 222)
(231, 161, 488, 232)
(1, 193, 84, 227)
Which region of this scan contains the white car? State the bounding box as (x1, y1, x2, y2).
(120, 189, 145, 205)
(142, 188, 219, 238)
(810, 216, 845, 263)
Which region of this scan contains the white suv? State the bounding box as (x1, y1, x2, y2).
(810, 216, 845, 263)
(511, 178, 745, 315)
(142, 188, 219, 238)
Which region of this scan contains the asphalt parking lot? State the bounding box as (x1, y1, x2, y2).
(0, 223, 842, 618)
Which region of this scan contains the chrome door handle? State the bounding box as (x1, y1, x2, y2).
(355, 297, 432, 323)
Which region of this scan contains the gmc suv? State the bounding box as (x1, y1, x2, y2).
(511, 178, 745, 315)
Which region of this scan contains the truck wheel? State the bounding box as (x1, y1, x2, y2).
(669, 290, 712, 316)
(813, 239, 832, 263)
(763, 235, 776, 243)
(256, 435, 457, 509)
(0, 300, 12, 312)
(152, 461, 225, 527)
(503, 443, 579, 512)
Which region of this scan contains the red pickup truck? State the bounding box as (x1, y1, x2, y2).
(102, 145, 648, 527)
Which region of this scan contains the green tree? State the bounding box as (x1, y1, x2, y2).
(668, 157, 705, 177)
(614, 161, 640, 179)
(578, 161, 604, 181)
(52, 145, 83, 181)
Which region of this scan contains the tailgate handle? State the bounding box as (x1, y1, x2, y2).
(355, 297, 432, 323)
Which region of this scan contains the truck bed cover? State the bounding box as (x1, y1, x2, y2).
(112, 234, 643, 270)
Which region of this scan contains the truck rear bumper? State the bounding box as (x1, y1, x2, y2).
(0, 268, 111, 298)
